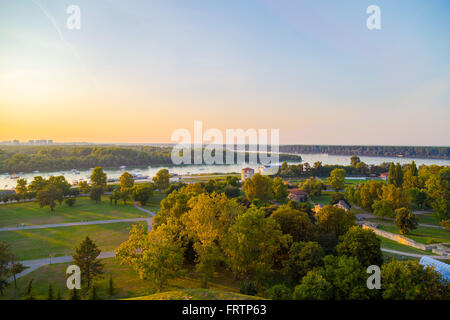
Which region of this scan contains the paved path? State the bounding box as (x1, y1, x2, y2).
(133, 202, 154, 216)
(0, 217, 151, 232)
(7, 251, 116, 283)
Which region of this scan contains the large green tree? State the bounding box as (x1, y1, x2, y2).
(223, 207, 290, 279)
(119, 172, 135, 190)
(242, 173, 273, 202)
(132, 184, 154, 206)
(336, 226, 383, 267)
(327, 168, 346, 192)
(395, 207, 418, 235)
(271, 206, 317, 242)
(116, 224, 184, 291)
(381, 260, 449, 300)
(283, 241, 324, 283)
(153, 169, 170, 192)
(36, 184, 64, 211)
(315, 205, 355, 237)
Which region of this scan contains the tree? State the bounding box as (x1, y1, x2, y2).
(119, 187, 131, 205)
(90, 186, 103, 203)
(223, 207, 290, 279)
(380, 184, 409, 210)
(272, 177, 288, 203)
(0, 241, 12, 295)
(381, 260, 449, 300)
(327, 169, 346, 192)
(108, 274, 114, 296)
(293, 270, 333, 300)
(36, 184, 64, 211)
(242, 173, 273, 202)
(283, 241, 324, 284)
(47, 283, 54, 300)
(68, 288, 80, 300)
(355, 162, 369, 175)
(111, 188, 119, 205)
(90, 167, 107, 189)
(120, 171, 135, 190)
(11, 261, 25, 289)
(265, 284, 291, 300)
(431, 197, 449, 222)
(315, 205, 355, 237)
(72, 237, 104, 289)
(388, 162, 396, 186)
(350, 155, 361, 167)
(184, 193, 244, 288)
(89, 285, 98, 300)
(271, 206, 317, 242)
(25, 279, 35, 300)
(28, 176, 48, 193)
(115, 224, 184, 291)
(371, 200, 395, 219)
(321, 255, 375, 300)
(153, 169, 170, 192)
(395, 207, 418, 235)
(336, 226, 383, 267)
(78, 181, 90, 194)
(408, 188, 428, 209)
(48, 176, 71, 196)
(132, 184, 154, 206)
(300, 178, 323, 196)
(15, 178, 28, 199)
(353, 180, 384, 211)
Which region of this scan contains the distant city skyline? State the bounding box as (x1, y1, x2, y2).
(1, 1, 449, 145)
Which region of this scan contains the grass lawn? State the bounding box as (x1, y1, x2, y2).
(0, 221, 147, 260)
(378, 224, 450, 245)
(310, 193, 331, 206)
(0, 196, 151, 228)
(128, 289, 262, 300)
(378, 236, 435, 255)
(1, 258, 243, 300)
(416, 213, 441, 226)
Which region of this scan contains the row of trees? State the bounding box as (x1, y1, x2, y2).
(346, 162, 450, 229)
(279, 145, 449, 159)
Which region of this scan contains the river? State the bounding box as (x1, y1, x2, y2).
(1, 154, 448, 190)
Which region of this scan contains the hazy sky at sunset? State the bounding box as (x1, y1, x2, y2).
(1, 0, 449, 145)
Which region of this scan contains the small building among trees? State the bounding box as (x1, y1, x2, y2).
(288, 189, 308, 202)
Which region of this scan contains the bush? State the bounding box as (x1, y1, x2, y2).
(65, 197, 76, 207)
(265, 284, 291, 300)
(240, 280, 258, 296)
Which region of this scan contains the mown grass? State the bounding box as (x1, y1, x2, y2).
(1, 258, 243, 300)
(378, 236, 435, 255)
(0, 221, 147, 260)
(310, 193, 332, 206)
(0, 196, 151, 228)
(416, 213, 441, 226)
(378, 224, 450, 245)
(127, 288, 262, 300)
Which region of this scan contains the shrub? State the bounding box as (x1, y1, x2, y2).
(240, 280, 258, 296)
(265, 284, 291, 300)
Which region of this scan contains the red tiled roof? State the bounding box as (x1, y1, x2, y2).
(288, 189, 307, 195)
(242, 167, 254, 172)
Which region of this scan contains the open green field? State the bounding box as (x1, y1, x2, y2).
(181, 173, 240, 183)
(1, 258, 243, 300)
(0, 221, 147, 260)
(0, 197, 149, 228)
(378, 224, 450, 245)
(128, 289, 262, 300)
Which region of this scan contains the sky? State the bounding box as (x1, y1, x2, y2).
(0, 0, 449, 145)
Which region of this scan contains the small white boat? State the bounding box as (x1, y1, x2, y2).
(33, 170, 40, 173)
